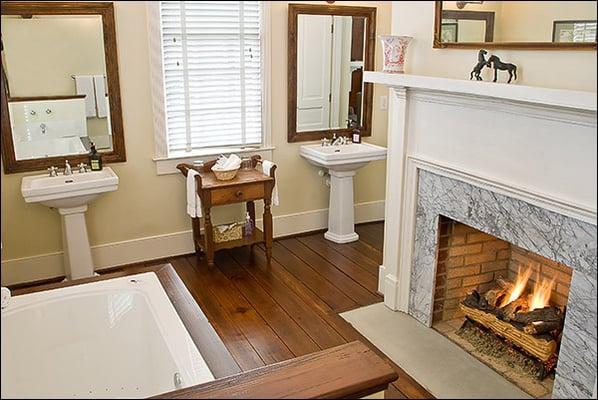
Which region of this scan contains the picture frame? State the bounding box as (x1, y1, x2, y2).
(441, 22, 459, 43)
(552, 20, 597, 43)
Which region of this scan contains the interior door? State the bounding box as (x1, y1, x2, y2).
(296, 14, 332, 132)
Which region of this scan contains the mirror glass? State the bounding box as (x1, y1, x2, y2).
(1, 14, 113, 161)
(296, 15, 366, 132)
(440, 1, 597, 44)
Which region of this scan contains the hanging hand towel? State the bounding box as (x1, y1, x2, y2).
(93, 75, 108, 118)
(186, 169, 202, 218)
(74, 75, 96, 117)
(262, 160, 279, 206)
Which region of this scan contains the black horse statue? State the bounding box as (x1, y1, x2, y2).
(469, 49, 489, 81)
(487, 55, 517, 83)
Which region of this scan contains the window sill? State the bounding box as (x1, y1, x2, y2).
(153, 146, 276, 175)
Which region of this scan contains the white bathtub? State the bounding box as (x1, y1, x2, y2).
(1, 272, 215, 398)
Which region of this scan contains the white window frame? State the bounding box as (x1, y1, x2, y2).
(147, 1, 273, 175)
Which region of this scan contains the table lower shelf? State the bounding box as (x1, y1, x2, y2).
(197, 227, 264, 252)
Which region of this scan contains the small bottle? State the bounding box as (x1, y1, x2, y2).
(89, 142, 103, 171)
(244, 212, 253, 237)
(350, 121, 361, 144)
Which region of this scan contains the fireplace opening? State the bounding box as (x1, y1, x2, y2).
(432, 216, 572, 398)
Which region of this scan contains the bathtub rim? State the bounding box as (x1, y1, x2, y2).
(11, 263, 241, 381)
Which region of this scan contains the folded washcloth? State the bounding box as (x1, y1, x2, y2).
(262, 160, 279, 206)
(74, 75, 96, 117)
(186, 169, 202, 218)
(213, 154, 242, 170)
(93, 75, 108, 118)
(1, 287, 11, 309)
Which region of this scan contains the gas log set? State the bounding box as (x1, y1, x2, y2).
(459, 267, 565, 379)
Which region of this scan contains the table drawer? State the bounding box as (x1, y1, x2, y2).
(211, 184, 265, 205)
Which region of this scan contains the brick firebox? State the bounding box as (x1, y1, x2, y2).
(432, 216, 572, 324)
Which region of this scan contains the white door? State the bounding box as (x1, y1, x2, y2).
(297, 15, 332, 132)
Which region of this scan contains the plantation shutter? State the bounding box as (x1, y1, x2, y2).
(160, 1, 263, 154)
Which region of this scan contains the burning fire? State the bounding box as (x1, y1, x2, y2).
(530, 274, 555, 310)
(500, 266, 555, 310)
(500, 266, 532, 307)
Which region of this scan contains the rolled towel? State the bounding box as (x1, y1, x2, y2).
(1, 287, 11, 309)
(262, 160, 279, 206)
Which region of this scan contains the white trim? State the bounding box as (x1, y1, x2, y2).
(154, 146, 275, 175)
(1, 200, 385, 286)
(363, 71, 597, 112)
(146, 1, 273, 163)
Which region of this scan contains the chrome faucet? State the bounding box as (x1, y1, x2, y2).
(63, 160, 73, 175)
(40, 123, 47, 134)
(47, 166, 59, 177)
(77, 163, 88, 173)
(331, 135, 348, 146)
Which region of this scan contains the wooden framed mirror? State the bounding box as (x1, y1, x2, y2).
(433, 1, 597, 50)
(288, 4, 376, 142)
(1, 2, 126, 174)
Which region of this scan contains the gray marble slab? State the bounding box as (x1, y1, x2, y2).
(409, 169, 597, 399)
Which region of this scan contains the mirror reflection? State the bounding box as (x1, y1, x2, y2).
(296, 15, 366, 132)
(440, 1, 597, 44)
(1, 14, 113, 161)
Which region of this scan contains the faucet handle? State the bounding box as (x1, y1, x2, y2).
(77, 163, 88, 173)
(47, 166, 59, 177)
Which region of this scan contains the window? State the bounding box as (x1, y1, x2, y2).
(153, 1, 267, 157)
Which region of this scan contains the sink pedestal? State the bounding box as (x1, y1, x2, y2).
(324, 170, 360, 243)
(58, 205, 94, 280)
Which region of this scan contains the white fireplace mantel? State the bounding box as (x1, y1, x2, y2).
(364, 71, 597, 313)
(364, 71, 597, 112)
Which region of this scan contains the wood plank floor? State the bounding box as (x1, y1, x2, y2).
(21, 222, 432, 398)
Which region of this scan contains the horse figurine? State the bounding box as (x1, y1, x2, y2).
(469, 49, 489, 81)
(487, 55, 517, 83)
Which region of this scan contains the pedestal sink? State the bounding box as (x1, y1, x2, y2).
(300, 142, 387, 243)
(21, 168, 118, 280)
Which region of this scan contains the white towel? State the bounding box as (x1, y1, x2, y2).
(1, 287, 10, 309)
(262, 160, 279, 206)
(74, 75, 96, 117)
(186, 169, 202, 218)
(93, 75, 108, 118)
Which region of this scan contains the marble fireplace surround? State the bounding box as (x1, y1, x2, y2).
(411, 169, 596, 398)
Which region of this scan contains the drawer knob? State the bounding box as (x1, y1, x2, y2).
(235, 190, 243, 197)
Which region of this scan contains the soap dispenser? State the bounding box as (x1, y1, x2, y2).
(88, 142, 103, 171)
(349, 120, 361, 143)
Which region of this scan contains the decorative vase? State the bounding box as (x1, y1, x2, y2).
(379, 35, 413, 74)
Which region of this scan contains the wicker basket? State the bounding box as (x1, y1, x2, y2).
(214, 223, 243, 243)
(211, 166, 240, 181)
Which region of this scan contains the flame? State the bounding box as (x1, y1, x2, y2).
(530, 274, 555, 310)
(500, 266, 532, 307)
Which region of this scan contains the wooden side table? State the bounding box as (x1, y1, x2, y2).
(177, 155, 276, 267)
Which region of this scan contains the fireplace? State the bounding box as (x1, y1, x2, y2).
(432, 216, 572, 397)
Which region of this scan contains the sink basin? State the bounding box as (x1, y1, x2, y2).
(21, 167, 118, 208)
(21, 167, 119, 280)
(300, 142, 387, 243)
(299, 142, 387, 171)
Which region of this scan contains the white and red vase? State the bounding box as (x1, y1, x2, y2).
(379, 35, 413, 74)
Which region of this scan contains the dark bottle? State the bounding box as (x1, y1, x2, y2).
(349, 120, 361, 143)
(89, 142, 103, 171)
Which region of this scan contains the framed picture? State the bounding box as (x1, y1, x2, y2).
(553, 20, 597, 43)
(441, 22, 459, 43)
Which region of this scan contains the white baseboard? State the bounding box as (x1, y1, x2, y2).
(2, 200, 385, 286)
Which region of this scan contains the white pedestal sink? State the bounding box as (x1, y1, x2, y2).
(300, 142, 387, 243)
(21, 168, 118, 280)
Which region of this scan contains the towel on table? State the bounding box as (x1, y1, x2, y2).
(74, 75, 96, 117)
(93, 75, 108, 118)
(186, 169, 202, 218)
(262, 160, 279, 206)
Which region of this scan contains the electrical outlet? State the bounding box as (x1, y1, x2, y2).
(380, 95, 388, 111)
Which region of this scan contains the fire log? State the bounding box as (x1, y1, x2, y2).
(523, 321, 562, 335)
(498, 295, 529, 321)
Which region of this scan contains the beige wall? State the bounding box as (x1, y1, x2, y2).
(0, 1, 390, 285)
(396, 1, 597, 91)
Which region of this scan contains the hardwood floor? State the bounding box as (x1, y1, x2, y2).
(19, 222, 433, 398)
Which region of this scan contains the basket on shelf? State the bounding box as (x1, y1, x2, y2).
(211, 166, 240, 181)
(213, 222, 243, 243)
